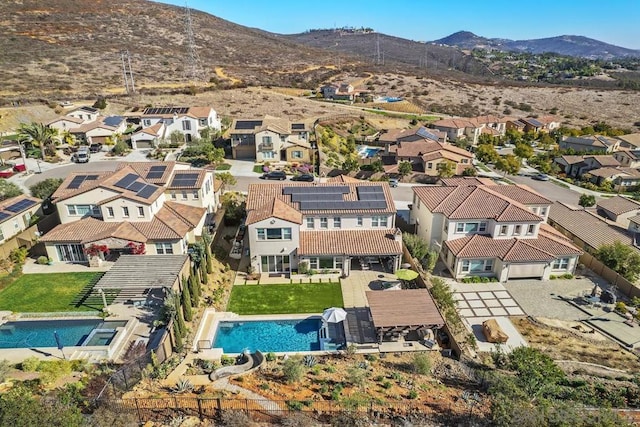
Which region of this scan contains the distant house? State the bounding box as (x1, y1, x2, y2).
(559, 135, 620, 153)
(230, 116, 312, 162)
(432, 118, 482, 145)
(596, 196, 640, 228)
(0, 195, 42, 258)
(130, 123, 165, 149)
(46, 116, 85, 132)
(70, 116, 127, 145)
(587, 167, 640, 191)
(617, 133, 640, 150)
(320, 83, 362, 101)
(536, 115, 562, 132)
(553, 155, 620, 178)
(129, 106, 221, 144)
(382, 139, 474, 176)
(378, 127, 446, 146)
(612, 149, 640, 168)
(66, 106, 100, 123)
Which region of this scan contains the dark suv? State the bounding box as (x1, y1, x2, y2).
(261, 170, 286, 180)
(89, 143, 103, 153)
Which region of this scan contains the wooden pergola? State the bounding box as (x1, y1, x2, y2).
(366, 289, 444, 343)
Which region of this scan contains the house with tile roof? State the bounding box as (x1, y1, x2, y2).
(127, 106, 221, 147)
(596, 196, 640, 228)
(382, 138, 474, 176)
(70, 116, 127, 145)
(0, 195, 42, 257)
(245, 182, 402, 276)
(553, 154, 620, 178)
(432, 118, 483, 145)
(66, 106, 100, 123)
(42, 162, 218, 263)
(378, 127, 447, 146)
(410, 183, 581, 281)
(612, 149, 640, 169)
(230, 116, 311, 161)
(560, 135, 620, 153)
(129, 123, 165, 150)
(617, 133, 640, 150)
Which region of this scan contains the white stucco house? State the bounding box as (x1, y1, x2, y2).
(410, 179, 582, 281)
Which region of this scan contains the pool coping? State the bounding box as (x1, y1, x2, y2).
(193, 310, 339, 356)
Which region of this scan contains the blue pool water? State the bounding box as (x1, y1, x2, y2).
(357, 145, 380, 158)
(0, 319, 115, 349)
(213, 318, 322, 353)
(381, 96, 403, 102)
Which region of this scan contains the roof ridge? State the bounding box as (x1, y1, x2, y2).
(480, 186, 542, 218)
(514, 238, 555, 257)
(163, 203, 195, 228)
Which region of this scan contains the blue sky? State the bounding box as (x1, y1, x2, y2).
(158, 0, 640, 49)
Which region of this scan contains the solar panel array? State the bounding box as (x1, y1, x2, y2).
(416, 127, 438, 141)
(0, 212, 10, 221)
(291, 123, 306, 130)
(234, 120, 263, 130)
(282, 185, 387, 211)
(114, 173, 159, 199)
(143, 107, 189, 115)
(527, 118, 543, 127)
(145, 165, 167, 180)
(67, 174, 99, 189)
(171, 173, 199, 188)
(5, 199, 37, 213)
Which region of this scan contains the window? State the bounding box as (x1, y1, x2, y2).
(334, 257, 343, 269)
(143, 119, 151, 127)
(514, 225, 521, 235)
(182, 191, 188, 200)
(122, 207, 129, 218)
(256, 228, 292, 240)
(205, 180, 211, 194)
(306, 217, 314, 229)
(137, 206, 144, 217)
(540, 207, 548, 216)
(263, 151, 275, 159)
(0, 228, 4, 240)
(182, 120, 191, 131)
(372, 216, 388, 227)
(333, 217, 341, 228)
(67, 204, 100, 216)
(262, 135, 272, 145)
(13, 220, 18, 229)
(292, 150, 303, 159)
(456, 223, 465, 233)
(456, 222, 486, 233)
(199, 118, 207, 126)
(427, 162, 433, 169)
(106, 207, 114, 217)
(357, 216, 363, 227)
(320, 218, 328, 228)
(171, 191, 177, 200)
(527, 224, 535, 235)
(553, 258, 569, 270)
(155, 242, 173, 254)
(461, 259, 493, 273)
(500, 225, 508, 235)
(193, 190, 199, 200)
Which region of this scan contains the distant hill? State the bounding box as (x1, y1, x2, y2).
(433, 31, 640, 59)
(284, 30, 491, 78)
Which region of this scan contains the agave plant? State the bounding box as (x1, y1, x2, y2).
(303, 355, 317, 368)
(172, 378, 194, 394)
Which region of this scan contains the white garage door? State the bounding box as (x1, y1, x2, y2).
(508, 263, 545, 279)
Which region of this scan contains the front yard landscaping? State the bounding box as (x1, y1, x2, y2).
(0, 272, 103, 312)
(227, 283, 343, 314)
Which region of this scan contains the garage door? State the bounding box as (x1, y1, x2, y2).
(508, 263, 545, 279)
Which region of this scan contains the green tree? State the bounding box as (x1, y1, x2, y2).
(398, 161, 413, 179)
(29, 178, 63, 200)
(595, 241, 640, 281)
(174, 292, 186, 338)
(341, 155, 359, 173)
(495, 154, 521, 176)
(173, 320, 184, 351)
(188, 273, 199, 307)
(402, 233, 430, 260)
(578, 193, 596, 208)
(200, 259, 208, 285)
(436, 161, 455, 178)
(0, 180, 23, 201)
(478, 133, 497, 145)
(206, 147, 226, 169)
(217, 171, 236, 191)
(169, 130, 186, 144)
(462, 167, 477, 176)
(514, 143, 534, 160)
(475, 143, 499, 164)
(111, 140, 128, 156)
(282, 357, 304, 383)
(60, 130, 76, 146)
(18, 122, 59, 159)
(92, 96, 107, 109)
(505, 128, 522, 145)
(370, 159, 384, 173)
(0, 386, 83, 427)
(182, 281, 193, 322)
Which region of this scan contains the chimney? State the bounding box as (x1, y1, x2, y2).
(394, 228, 402, 242)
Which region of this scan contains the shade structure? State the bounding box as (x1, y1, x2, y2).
(395, 269, 419, 281)
(322, 307, 347, 323)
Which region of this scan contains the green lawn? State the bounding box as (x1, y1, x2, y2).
(215, 163, 231, 171)
(227, 283, 344, 315)
(253, 164, 265, 174)
(0, 272, 103, 312)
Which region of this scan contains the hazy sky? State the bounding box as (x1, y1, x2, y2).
(158, 0, 640, 49)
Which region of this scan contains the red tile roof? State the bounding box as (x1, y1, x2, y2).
(366, 289, 444, 328)
(596, 195, 640, 216)
(299, 229, 402, 256)
(246, 198, 303, 225)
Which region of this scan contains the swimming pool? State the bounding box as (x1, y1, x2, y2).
(357, 145, 380, 158)
(0, 319, 124, 349)
(213, 318, 322, 353)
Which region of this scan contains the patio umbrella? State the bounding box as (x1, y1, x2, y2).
(395, 269, 419, 281)
(322, 307, 347, 323)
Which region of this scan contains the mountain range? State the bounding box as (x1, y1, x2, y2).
(433, 31, 640, 59)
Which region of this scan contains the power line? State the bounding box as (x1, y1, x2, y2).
(184, 2, 204, 82)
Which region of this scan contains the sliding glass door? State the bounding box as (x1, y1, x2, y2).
(261, 255, 290, 273)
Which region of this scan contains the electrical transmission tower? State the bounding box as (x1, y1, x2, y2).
(120, 50, 136, 94)
(184, 2, 204, 82)
(374, 34, 384, 65)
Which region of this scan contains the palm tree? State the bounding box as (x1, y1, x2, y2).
(18, 122, 59, 159)
(61, 130, 76, 147)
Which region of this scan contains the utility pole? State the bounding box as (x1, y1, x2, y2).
(120, 50, 135, 94)
(375, 34, 382, 65)
(184, 2, 204, 82)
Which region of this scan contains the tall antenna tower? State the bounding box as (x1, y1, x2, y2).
(120, 50, 136, 94)
(184, 2, 204, 82)
(375, 34, 382, 65)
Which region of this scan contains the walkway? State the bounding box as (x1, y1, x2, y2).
(22, 257, 114, 274)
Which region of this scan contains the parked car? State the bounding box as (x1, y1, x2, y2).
(532, 173, 550, 181)
(89, 143, 103, 153)
(74, 146, 90, 163)
(388, 178, 399, 188)
(261, 170, 286, 180)
(291, 173, 314, 182)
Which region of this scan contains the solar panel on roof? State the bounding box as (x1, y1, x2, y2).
(234, 120, 263, 130)
(416, 127, 438, 141)
(0, 212, 11, 221)
(149, 165, 166, 172)
(291, 123, 305, 130)
(67, 176, 86, 189)
(136, 185, 157, 199)
(114, 174, 138, 189)
(5, 199, 37, 213)
(290, 193, 343, 202)
(283, 186, 349, 195)
(146, 172, 164, 179)
(86, 175, 99, 180)
(128, 181, 145, 192)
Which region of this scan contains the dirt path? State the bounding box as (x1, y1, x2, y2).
(214, 67, 241, 84)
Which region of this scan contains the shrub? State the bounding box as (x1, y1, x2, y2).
(412, 353, 431, 375)
(9, 247, 28, 265)
(172, 378, 194, 394)
(297, 261, 309, 275)
(408, 390, 418, 399)
(21, 357, 40, 372)
(403, 233, 430, 260)
(302, 355, 317, 368)
(111, 140, 129, 156)
(562, 273, 574, 279)
(615, 301, 627, 314)
(266, 352, 276, 362)
(381, 380, 392, 389)
(286, 400, 304, 411)
(36, 256, 50, 265)
(282, 357, 304, 383)
(220, 355, 235, 366)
